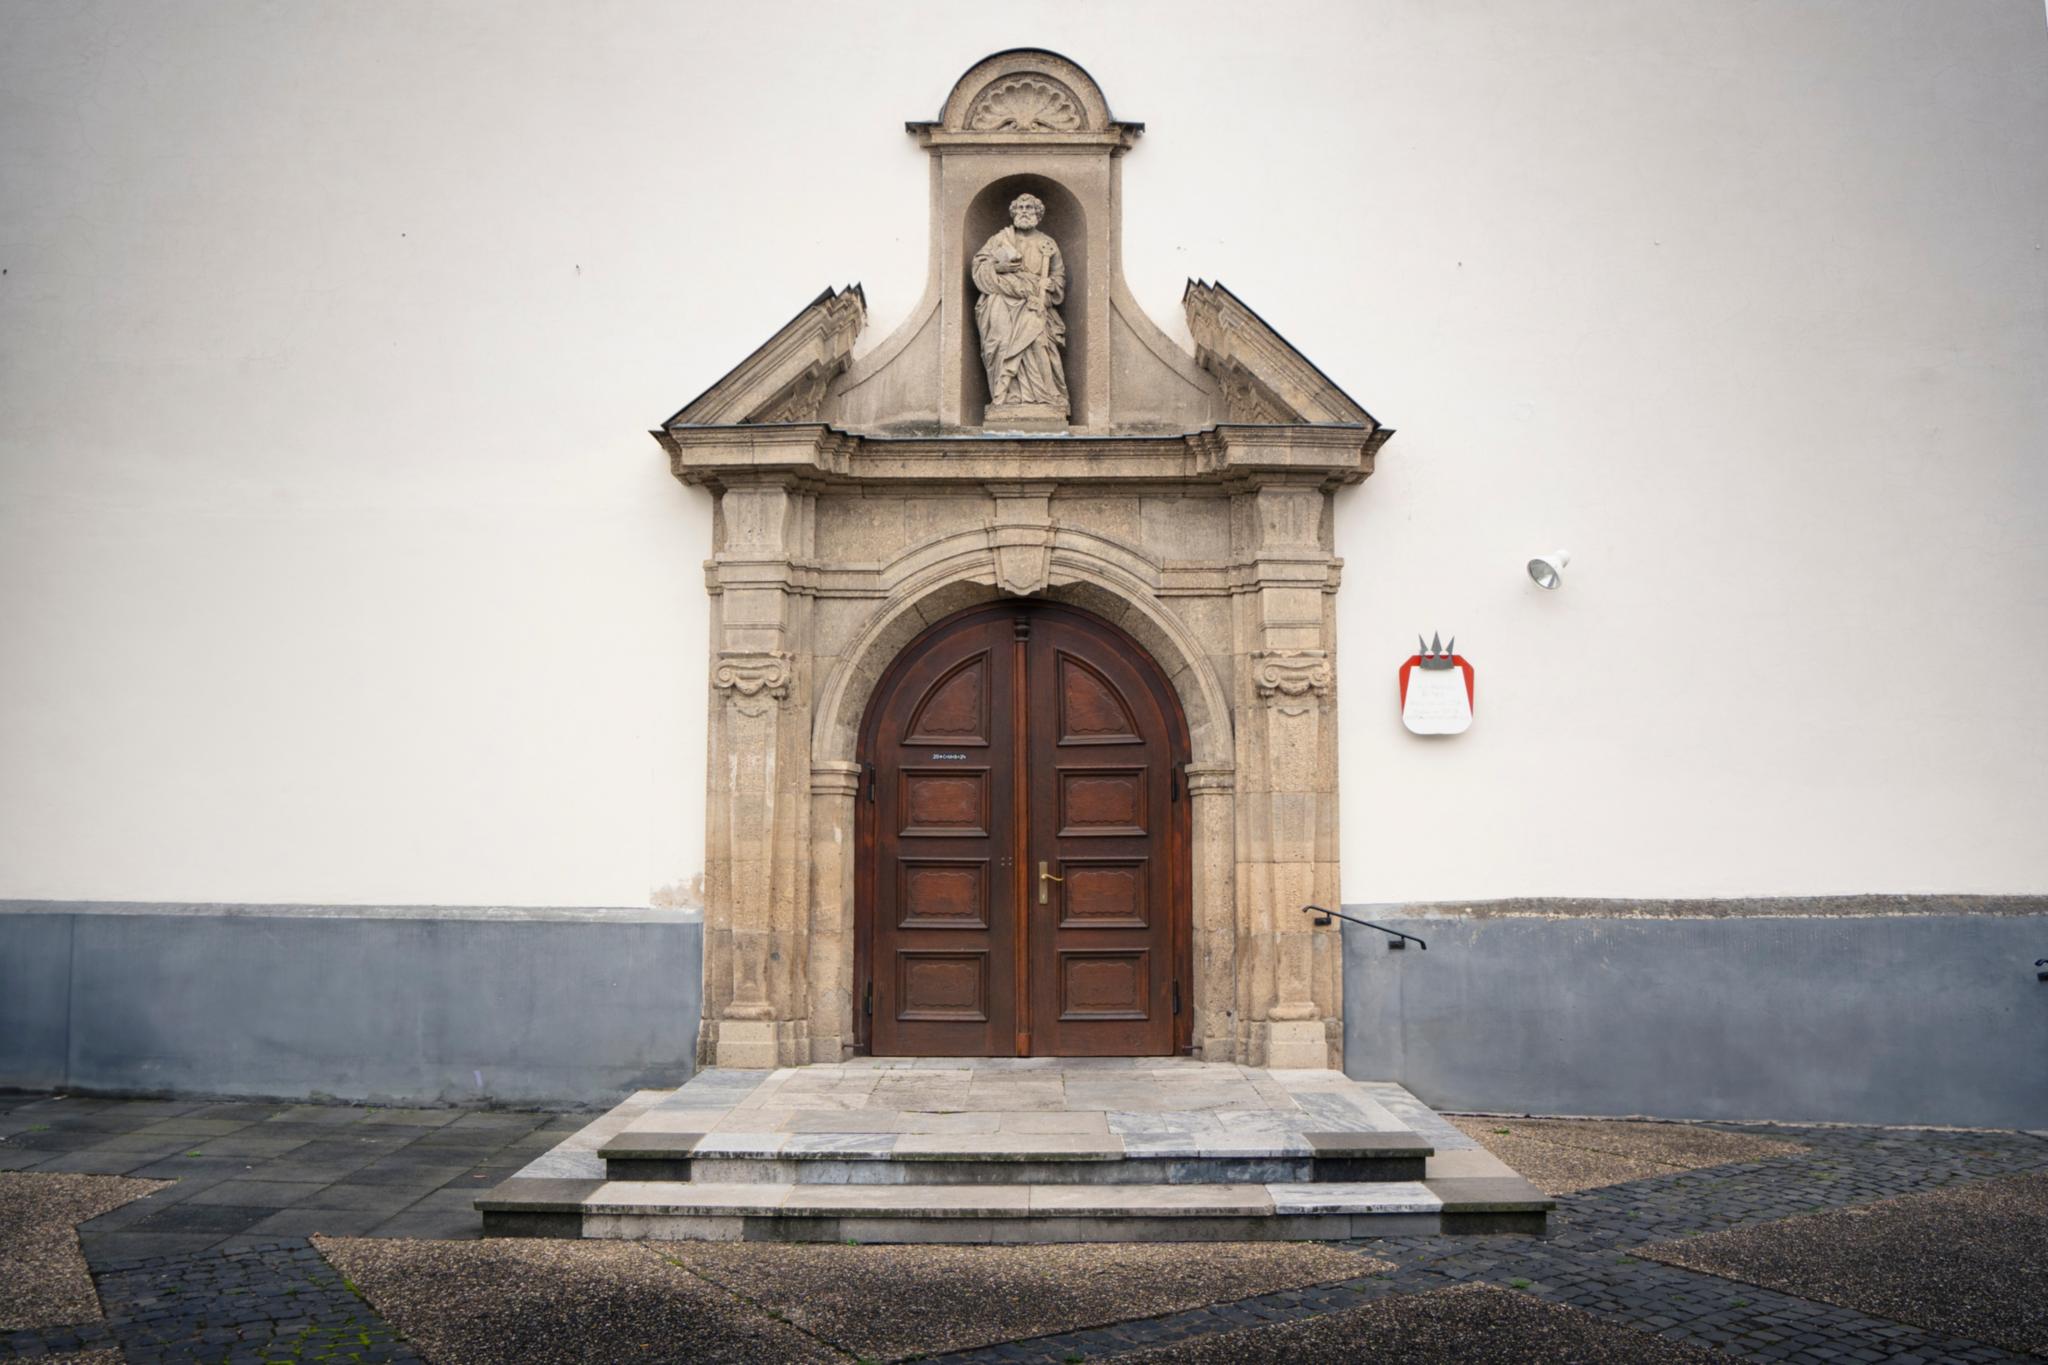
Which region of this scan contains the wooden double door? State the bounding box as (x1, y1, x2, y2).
(858, 602, 1191, 1057)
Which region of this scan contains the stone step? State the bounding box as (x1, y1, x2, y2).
(597, 1128, 1432, 1185)
(492, 1068, 1551, 1239)
(476, 1174, 1552, 1243)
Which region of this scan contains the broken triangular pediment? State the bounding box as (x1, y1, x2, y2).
(1183, 281, 1375, 427)
(663, 285, 866, 427)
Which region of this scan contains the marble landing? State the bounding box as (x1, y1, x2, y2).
(512, 1062, 1482, 1174)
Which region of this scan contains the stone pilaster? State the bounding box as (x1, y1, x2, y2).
(704, 477, 818, 1069)
(807, 760, 862, 1062)
(1185, 763, 1238, 1060)
(1233, 479, 1344, 1069)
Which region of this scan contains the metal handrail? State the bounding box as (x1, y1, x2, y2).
(1302, 904, 1427, 950)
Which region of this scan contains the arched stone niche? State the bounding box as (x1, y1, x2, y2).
(804, 557, 1239, 1067)
(960, 174, 1090, 428)
(657, 51, 1394, 1074)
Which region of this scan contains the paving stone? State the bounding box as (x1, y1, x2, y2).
(121, 1203, 279, 1238)
(73, 1231, 225, 1261)
(176, 1179, 331, 1208)
(17, 1150, 175, 1177)
(352, 1108, 462, 1128)
(334, 1161, 474, 1188)
(237, 1207, 392, 1239)
(288, 1182, 426, 1214)
(366, 1206, 483, 1240)
(1, 1130, 117, 1155)
(131, 1119, 254, 1139)
(123, 1156, 267, 1182)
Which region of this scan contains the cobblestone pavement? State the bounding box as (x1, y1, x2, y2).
(38, 1241, 419, 1364)
(929, 1123, 2048, 1365)
(4, 1090, 2045, 1363)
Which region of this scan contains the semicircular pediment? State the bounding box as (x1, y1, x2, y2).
(937, 49, 1116, 134)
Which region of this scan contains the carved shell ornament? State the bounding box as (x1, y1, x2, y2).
(965, 75, 1086, 132)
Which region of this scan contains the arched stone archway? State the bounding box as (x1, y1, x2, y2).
(805, 549, 1240, 1066)
(811, 546, 1233, 772)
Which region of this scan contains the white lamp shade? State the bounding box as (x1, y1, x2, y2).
(1527, 549, 1571, 589)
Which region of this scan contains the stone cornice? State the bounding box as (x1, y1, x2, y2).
(663, 423, 1376, 491)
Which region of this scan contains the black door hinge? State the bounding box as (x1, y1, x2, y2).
(1171, 765, 1181, 801)
(1172, 980, 1182, 1015)
(864, 980, 873, 1016)
(866, 763, 876, 803)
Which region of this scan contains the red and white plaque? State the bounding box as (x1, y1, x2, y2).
(1399, 634, 1474, 735)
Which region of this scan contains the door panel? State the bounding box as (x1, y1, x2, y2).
(864, 603, 1184, 1057)
(868, 621, 1019, 1057)
(1026, 621, 1178, 1056)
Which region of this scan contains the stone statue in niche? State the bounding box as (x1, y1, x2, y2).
(972, 193, 1070, 425)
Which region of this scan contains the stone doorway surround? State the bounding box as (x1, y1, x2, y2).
(654, 50, 1392, 1071)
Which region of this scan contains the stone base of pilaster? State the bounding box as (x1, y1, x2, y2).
(712, 1018, 812, 1069)
(1252, 1018, 1336, 1070)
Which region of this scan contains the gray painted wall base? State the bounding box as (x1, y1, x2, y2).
(1341, 900, 2048, 1131)
(9, 895, 2041, 1126)
(0, 903, 702, 1108)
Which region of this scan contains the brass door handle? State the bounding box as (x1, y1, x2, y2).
(1038, 861, 1063, 904)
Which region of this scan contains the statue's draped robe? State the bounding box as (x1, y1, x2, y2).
(972, 225, 1068, 414)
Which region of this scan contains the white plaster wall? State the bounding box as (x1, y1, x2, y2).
(2, 1, 2043, 905)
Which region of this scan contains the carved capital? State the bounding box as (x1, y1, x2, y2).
(1251, 650, 1332, 698)
(809, 761, 863, 798)
(714, 651, 795, 700)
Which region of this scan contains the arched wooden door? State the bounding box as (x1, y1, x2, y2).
(857, 601, 1191, 1057)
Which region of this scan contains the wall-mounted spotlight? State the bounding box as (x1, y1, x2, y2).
(1526, 549, 1571, 590)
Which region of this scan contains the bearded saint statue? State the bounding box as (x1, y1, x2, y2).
(971, 193, 1070, 422)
